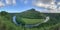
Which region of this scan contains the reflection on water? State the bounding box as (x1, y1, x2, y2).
(44, 16, 50, 23)
(13, 16, 18, 25)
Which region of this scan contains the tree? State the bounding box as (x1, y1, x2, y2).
(20, 8, 45, 19)
(0, 11, 8, 16)
(0, 11, 11, 20)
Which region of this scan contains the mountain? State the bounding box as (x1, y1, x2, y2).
(19, 8, 46, 19)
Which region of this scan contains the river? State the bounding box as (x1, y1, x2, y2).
(13, 16, 50, 28)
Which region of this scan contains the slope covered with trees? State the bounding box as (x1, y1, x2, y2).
(19, 9, 46, 19)
(0, 9, 60, 30)
(16, 9, 46, 24)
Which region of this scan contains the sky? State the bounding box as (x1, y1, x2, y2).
(0, 0, 60, 13)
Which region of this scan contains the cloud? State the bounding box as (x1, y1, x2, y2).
(57, 2, 60, 5)
(0, 1, 5, 7)
(12, 0, 16, 5)
(34, 3, 50, 8)
(33, 0, 56, 9)
(5, 0, 16, 5)
(5, 0, 12, 5)
(35, 0, 54, 4)
(0, 0, 16, 7)
(32, 0, 60, 13)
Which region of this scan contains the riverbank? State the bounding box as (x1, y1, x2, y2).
(13, 16, 50, 28)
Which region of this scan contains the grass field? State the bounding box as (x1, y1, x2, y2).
(21, 18, 45, 24)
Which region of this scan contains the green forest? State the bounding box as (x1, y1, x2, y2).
(0, 9, 60, 30)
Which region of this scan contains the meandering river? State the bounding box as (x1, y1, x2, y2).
(13, 16, 50, 28)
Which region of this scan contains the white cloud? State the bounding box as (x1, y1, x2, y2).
(5, 0, 16, 5)
(40, 9, 60, 13)
(57, 2, 60, 5)
(34, 3, 50, 8)
(0, 1, 5, 7)
(33, 0, 60, 13)
(12, 0, 16, 5)
(0, 0, 16, 7)
(33, 0, 56, 9)
(5, 0, 12, 5)
(35, 0, 54, 4)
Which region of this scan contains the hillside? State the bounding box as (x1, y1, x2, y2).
(16, 9, 60, 30)
(0, 9, 60, 30)
(19, 9, 46, 19)
(16, 9, 46, 24)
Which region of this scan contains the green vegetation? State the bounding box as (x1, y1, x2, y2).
(21, 18, 44, 24)
(0, 9, 60, 30)
(19, 8, 45, 19)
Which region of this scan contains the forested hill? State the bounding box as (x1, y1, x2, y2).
(0, 9, 60, 30)
(19, 9, 46, 19)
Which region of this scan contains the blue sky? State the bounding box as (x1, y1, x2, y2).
(0, 0, 34, 13)
(0, 0, 60, 13)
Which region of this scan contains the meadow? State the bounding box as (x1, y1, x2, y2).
(22, 18, 44, 24)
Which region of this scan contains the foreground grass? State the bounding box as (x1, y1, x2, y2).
(0, 16, 25, 30)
